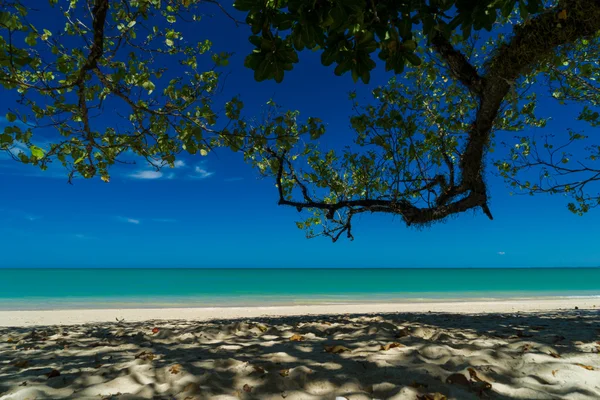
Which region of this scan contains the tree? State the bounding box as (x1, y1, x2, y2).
(0, 0, 242, 182)
(236, 0, 600, 240)
(1, 0, 600, 241)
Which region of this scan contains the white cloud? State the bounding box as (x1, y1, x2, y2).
(129, 170, 163, 180)
(173, 160, 186, 168)
(152, 218, 177, 223)
(192, 165, 214, 179)
(497, 251, 506, 255)
(117, 217, 140, 224)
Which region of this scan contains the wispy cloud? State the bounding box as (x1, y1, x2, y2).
(190, 163, 214, 179)
(126, 159, 186, 180)
(497, 251, 506, 255)
(26, 215, 42, 222)
(129, 170, 163, 180)
(118, 217, 141, 224)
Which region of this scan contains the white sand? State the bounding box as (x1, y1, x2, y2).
(0, 298, 597, 327)
(0, 298, 599, 399)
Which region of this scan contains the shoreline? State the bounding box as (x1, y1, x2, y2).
(0, 297, 597, 327)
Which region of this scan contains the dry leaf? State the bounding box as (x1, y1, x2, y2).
(13, 360, 29, 369)
(558, 9, 567, 20)
(135, 351, 156, 361)
(94, 363, 104, 369)
(410, 381, 429, 389)
(417, 393, 447, 400)
(324, 345, 351, 354)
(243, 384, 253, 393)
(381, 342, 404, 351)
(549, 351, 561, 359)
(252, 365, 266, 374)
(256, 324, 268, 332)
(169, 364, 182, 374)
(576, 364, 594, 371)
(289, 334, 305, 342)
(522, 344, 533, 353)
(552, 370, 558, 377)
(446, 373, 470, 387)
(467, 367, 492, 389)
(279, 369, 290, 377)
(396, 328, 410, 337)
(7, 337, 14, 343)
(152, 327, 159, 334)
(45, 369, 61, 379)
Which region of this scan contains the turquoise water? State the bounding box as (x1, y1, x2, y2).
(0, 268, 599, 309)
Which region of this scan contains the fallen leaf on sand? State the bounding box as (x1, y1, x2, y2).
(135, 351, 156, 361)
(521, 344, 533, 353)
(289, 334, 305, 342)
(7, 337, 14, 343)
(243, 384, 253, 393)
(417, 393, 447, 400)
(252, 365, 266, 374)
(558, 9, 567, 20)
(279, 369, 290, 377)
(281, 391, 288, 398)
(576, 364, 594, 371)
(410, 381, 428, 389)
(45, 369, 60, 379)
(13, 360, 29, 369)
(19, 382, 27, 387)
(183, 383, 199, 393)
(152, 327, 159, 334)
(552, 370, 558, 377)
(256, 324, 268, 332)
(95, 363, 104, 369)
(381, 342, 404, 351)
(467, 368, 493, 389)
(169, 364, 182, 374)
(446, 373, 470, 387)
(549, 351, 561, 359)
(324, 345, 351, 354)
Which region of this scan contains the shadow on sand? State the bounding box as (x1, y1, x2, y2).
(1, 309, 599, 399)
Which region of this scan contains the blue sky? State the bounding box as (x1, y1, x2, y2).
(1, 4, 599, 268)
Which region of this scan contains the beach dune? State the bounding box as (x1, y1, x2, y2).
(0, 299, 599, 399)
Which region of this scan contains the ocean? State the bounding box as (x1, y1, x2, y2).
(1, 268, 599, 310)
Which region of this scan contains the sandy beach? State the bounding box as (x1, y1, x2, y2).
(0, 298, 599, 399)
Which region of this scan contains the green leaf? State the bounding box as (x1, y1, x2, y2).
(30, 145, 44, 159)
(142, 81, 156, 93)
(5, 112, 17, 123)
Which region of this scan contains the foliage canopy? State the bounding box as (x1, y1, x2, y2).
(1, 0, 600, 240)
